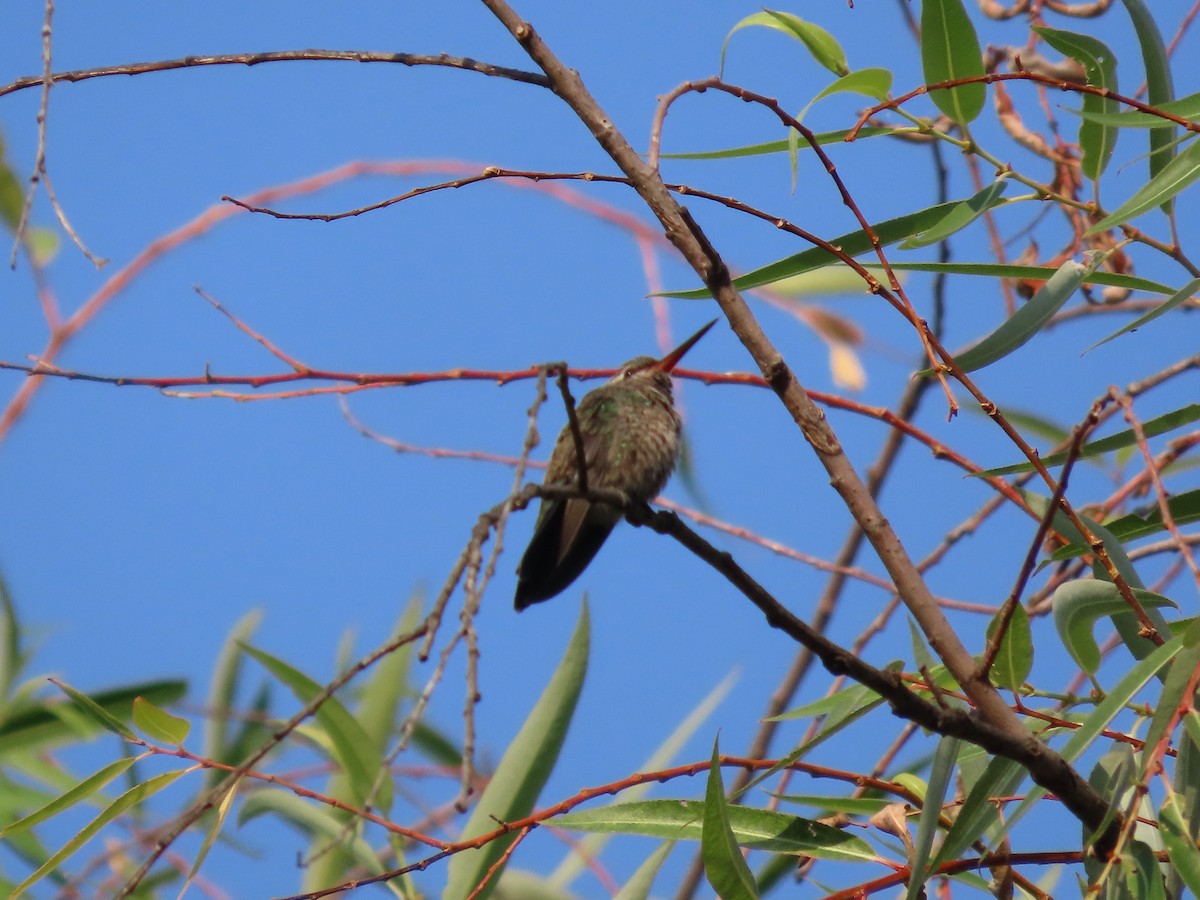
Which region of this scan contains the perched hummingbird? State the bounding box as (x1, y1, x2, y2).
(514, 319, 717, 610)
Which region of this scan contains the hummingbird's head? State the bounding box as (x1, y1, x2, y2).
(606, 319, 718, 389)
(609, 356, 672, 394)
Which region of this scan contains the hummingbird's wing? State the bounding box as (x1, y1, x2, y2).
(514, 418, 620, 610)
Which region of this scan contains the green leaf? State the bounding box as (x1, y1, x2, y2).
(180, 780, 239, 898)
(1169, 732, 1200, 899)
(941, 254, 1101, 373)
(995, 635, 1185, 847)
(1120, 0, 1177, 207)
(132, 697, 190, 745)
(443, 602, 590, 900)
(614, 841, 675, 900)
(50, 679, 137, 742)
(769, 681, 882, 723)
(10, 769, 185, 897)
(661, 126, 899, 161)
(1034, 27, 1119, 180)
(1087, 137, 1200, 234)
(202, 610, 263, 772)
(242, 643, 389, 811)
(985, 604, 1033, 690)
(887, 261, 1172, 295)
(0, 680, 186, 754)
(0, 154, 23, 232)
(659, 200, 979, 299)
(1051, 581, 1177, 673)
(810, 68, 892, 104)
(702, 740, 758, 900)
(900, 177, 1010, 249)
(932, 755, 1025, 867)
(0, 573, 23, 704)
(721, 11, 848, 78)
(1159, 792, 1200, 896)
(921, 0, 985, 124)
(1090, 488, 1200, 547)
(554, 799, 876, 862)
(980, 403, 1200, 476)
(1140, 625, 1200, 782)
(1073, 94, 1200, 128)
(549, 670, 736, 888)
(906, 737, 961, 900)
(1, 757, 138, 836)
(1086, 277, 1200, 351)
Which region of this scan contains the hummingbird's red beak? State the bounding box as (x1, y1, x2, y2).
(653, 319, 718, 373)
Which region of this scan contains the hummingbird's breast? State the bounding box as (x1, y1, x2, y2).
(588, 385, 681, 501)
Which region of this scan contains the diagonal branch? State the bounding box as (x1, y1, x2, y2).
(477, 0, 1120, 856)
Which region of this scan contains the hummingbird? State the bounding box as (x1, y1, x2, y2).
(514, 319, 717, 610)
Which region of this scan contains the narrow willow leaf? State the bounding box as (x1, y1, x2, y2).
(932, 756, 1025, 867)
(242, 644, 388, 811)
(921, 0, 985, 124)
(660, 126, 898, 161)
(443, 603, 589, 900)
(1159, 793, 1200, 895)
(1, 757, 138, 836)
(614, 841, 675, 900)
(554, 800, 876, 862)
(1050, 581, 1177, 674)
(1095, 488, 1200, 547)
(901, 177, 1010, 248)
(1120, 0, 1177, 206)
(1034, 27, 1118, 180)
(1074, 94, 1200, 128)
(702, 740, 758, 900)
(1087, 138, 1200, 234)
(1087, 746, 1136, 858)
(985, 604, 1033, 690)
(994, 635, 1185, 848)
(0, 680, 186, 754)
(1139, 625, 1200, 781)
(763, 10, 848, 76)
(943, 255, 1100, 373)
(0, 155, 23, 231)
(51, 680, 137, 742)
(1124, 840, 1167, 900)
(1170, 732, 1200, 900)
(549, 670, 736, 888)
(0, 574, 22, 703)
(887, 261, 1172, 294)
(132, 697, 190, 746)
(721, 11, 847, 78)
(659, 200, 969, 299)
(202, 610, 263, 774)
(1086, 276, 1200, 351)
(179, 780, 239, 899)
(769, 681, 882, 723)
(810, 68, 892, 104)
(11, 770, 186, 897)
(979, 403, 1200, 476)
(906, 738, 961, 900)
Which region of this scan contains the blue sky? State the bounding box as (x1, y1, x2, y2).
(2, 2, 1199, 897)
